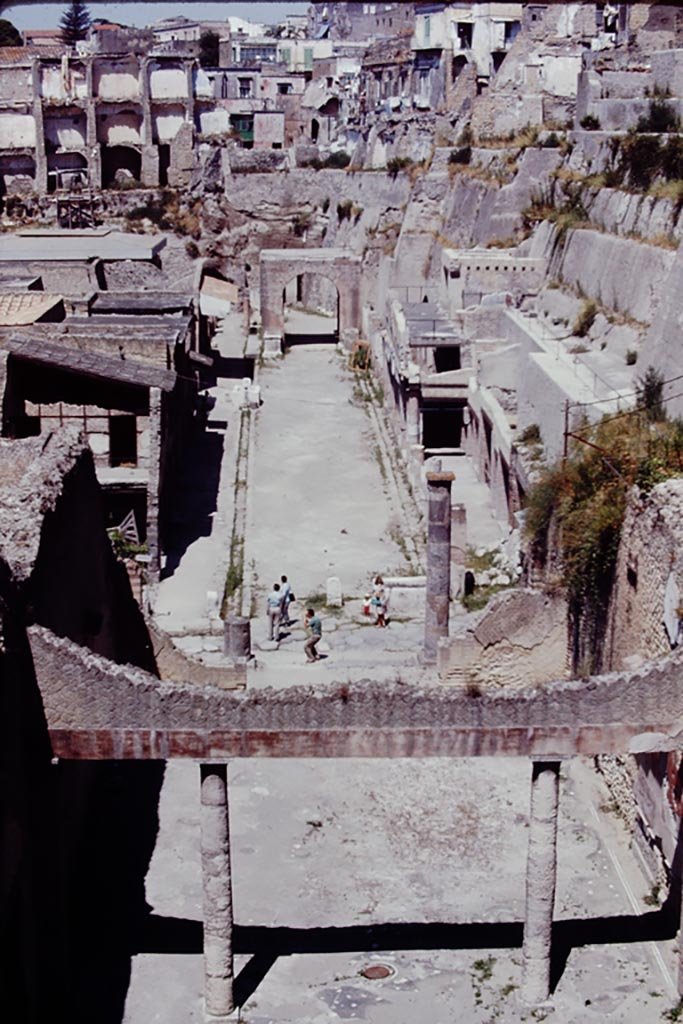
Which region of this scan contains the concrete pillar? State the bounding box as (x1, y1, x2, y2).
(31, 59, 47, 194)
(406, 387, 420, 444)
(450, 502, 467, 598)
(185, 60, 195, 128)
(200, 763, 235, 1020)
(85, 65, 102, 191)
(424, 471, 453, 661)
(521, 760, 561, 1006)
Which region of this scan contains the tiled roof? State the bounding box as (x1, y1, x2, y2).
(0, 293, 64, 326)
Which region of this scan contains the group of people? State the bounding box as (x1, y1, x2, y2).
(364, 574, 388, 628)
(265, 576, 323, 663)
(266, 576, 295, 640)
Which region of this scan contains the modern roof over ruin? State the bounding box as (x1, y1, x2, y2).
(0, 230, 167, 264)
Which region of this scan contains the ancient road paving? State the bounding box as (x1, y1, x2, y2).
(123, 757, 678, 1024)
(246, 338, 408, 603)
(244, 320, 424, 679)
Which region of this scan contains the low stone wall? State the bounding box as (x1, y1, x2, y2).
(438, 589, 568, 692)
(32, 620, 683, 761)
(148, 622, 245, 690)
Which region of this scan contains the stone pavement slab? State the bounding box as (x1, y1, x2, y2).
(245, 344, 409, 608)
(123, 757, 677, 1024)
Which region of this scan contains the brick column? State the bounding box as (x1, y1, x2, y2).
(200, 763, 235, 1019)
(424, 471, 453, 661)
(521, 760, 560, 1006)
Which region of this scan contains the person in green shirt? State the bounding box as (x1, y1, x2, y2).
(304, 607, 322, 662)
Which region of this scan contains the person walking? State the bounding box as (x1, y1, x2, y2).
(304, 607, 323, 662)
(280, 574, 294, 626)
(266, 583, 283, 642)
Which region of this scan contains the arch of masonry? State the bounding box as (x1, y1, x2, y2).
(259, 248, 362, 351)
(36, 619, 683, 1021)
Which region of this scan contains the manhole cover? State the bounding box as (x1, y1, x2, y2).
(360, 964, 394, 981)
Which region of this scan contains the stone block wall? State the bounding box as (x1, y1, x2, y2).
(556, 228, 674, 324)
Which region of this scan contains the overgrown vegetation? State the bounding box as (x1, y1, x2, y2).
(349, 340, 371, 371)
(387, 156, 414, 177)
(573, 298, 598, 338)
(637, 98, 680, 134)
(125, 190, 201, 238)
(525, 368, 683, 673)
(448, 146, 472, 166)
(109, 531, 148, 560)
(300, 150, 351, 170)
(522, 181, 589, 239)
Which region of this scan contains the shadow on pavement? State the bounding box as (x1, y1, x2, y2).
(131, 907, 679, 1009)
(283, 332, 338, 347)
(162, 429, 225, 578)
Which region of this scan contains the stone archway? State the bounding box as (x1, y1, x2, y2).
(259, 248, 362, 353)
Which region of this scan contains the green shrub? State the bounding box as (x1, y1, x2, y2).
(386, 155, 413, 176)
(541, 132, 561, 148)
(637, 365, 665, 422)
(448, 146, 472, 165)
(337, 199, 353, 222)
(518, 423, 541, 445)
(625, 349, 638, 366)
(662, 136, 683, 181)
(636, 98, 680, 133)
(580, 114, 601, 131)
(324, 150, 351, 168)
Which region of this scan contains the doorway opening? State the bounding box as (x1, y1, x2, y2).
(434, 346, 461, 373)
(421, 401, 466, 451)
(158, 144, 170, 186)
(283, 273, 339, 346)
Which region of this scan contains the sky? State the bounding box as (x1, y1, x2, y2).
(4, 1, 309, 30)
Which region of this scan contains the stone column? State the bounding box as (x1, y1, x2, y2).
(424, 471, 453, 661)
(200, 763, 235, 1019)
(450, 502, 467, 598)
(521, 760, 561, 1006)
(146, 387, 163, 584)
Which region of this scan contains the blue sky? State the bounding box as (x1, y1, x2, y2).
(5, 2, 308, 30)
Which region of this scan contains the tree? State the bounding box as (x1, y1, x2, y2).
(60, 0, 91, 47)
(637, 366, 666, 423)
(0, 19, 22, 46)
(198, 30, 219, 69)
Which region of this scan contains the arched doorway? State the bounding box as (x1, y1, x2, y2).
(259, 249, 361, 353)
(283, 272, 339, 347)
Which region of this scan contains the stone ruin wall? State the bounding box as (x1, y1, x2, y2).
(599, 481, 683, 883)
(437, 588, 569, 693)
